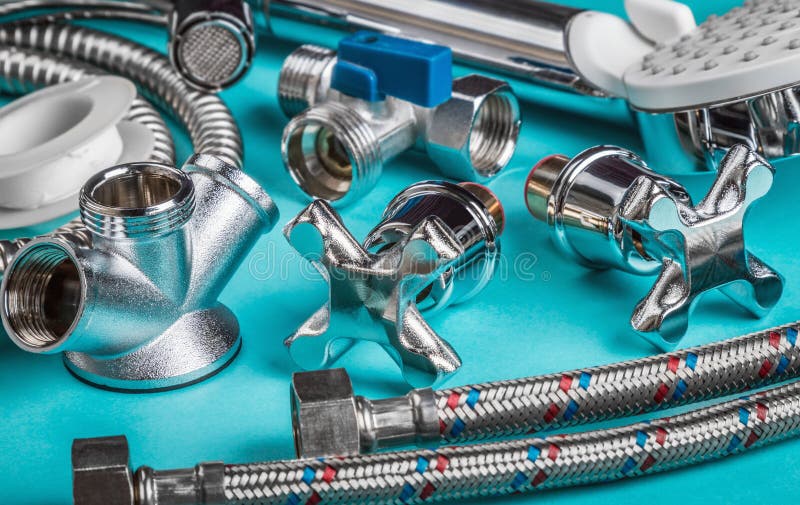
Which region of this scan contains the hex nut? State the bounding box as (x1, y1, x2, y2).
(425, 74, 520, 181)
(291, 368, 361, 458)
(72, 436, 135, 505)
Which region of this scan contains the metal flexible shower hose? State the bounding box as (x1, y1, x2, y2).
(434, 322, 800, 442)
(215, 379, 800, 504)
(0, 22, 244, 167)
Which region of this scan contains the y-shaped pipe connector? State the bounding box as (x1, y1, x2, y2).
(525, 144, 783, 350)
(284, 181, 504, 386)
(0, 154, 279, 391)
(278, 32, 520, 206)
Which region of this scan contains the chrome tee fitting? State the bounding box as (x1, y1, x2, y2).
(284, 180, 503, 386)
(525, 144, 783, 350)
(168, 0, 255, 92)
(0, 154, 279, 391)
(278, 32, 520, 206)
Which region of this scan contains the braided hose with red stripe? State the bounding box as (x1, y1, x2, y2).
(434, 322, 800, 441)
(136, 378, 800, 504)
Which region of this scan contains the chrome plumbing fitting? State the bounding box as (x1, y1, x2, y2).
(284, 180, 504, 386)
(168, 0, 255, 92)
(525, 144, 783, 350)
(0, 154, 279, 391)
(291, 368, 439, 458)
(278, 32, 520, 206)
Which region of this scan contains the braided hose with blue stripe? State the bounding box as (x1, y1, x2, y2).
(136, 378, 800, 504)
(434, 322, 800, 442)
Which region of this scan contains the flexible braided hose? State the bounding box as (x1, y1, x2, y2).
(434, 322, 800, 442)
(216, 380, 800, 504)
(0, 22, 244, 167)
(0, 46, 174, 164)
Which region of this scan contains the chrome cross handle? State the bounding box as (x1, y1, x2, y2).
(526, 144, 783, 350)
(284, 181, 503, 386)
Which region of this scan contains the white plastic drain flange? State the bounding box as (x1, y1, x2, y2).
(0, 76, 153, 229)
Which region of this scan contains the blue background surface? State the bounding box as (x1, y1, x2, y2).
(2, 1, 799, 503)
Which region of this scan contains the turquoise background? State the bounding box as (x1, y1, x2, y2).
(2, 1, 799, 503)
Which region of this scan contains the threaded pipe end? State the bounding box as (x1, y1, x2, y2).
(469, 90, 520, 177)
(1, 240, 84, 352)
(278, 45, 336, 117)
(282, 101, 383, 205)
(79, 163, 195, 240)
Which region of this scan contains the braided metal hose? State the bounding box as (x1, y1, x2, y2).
(0, 22, 244, 167)
(434, 322, 800, 442)
(0, 46, 174, 164)
(122, 379, 800, 504)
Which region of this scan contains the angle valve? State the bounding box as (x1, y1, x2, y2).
(278, 31, 521, 206)
(525, 143, 784, 350)
(284, 180, 504, 387)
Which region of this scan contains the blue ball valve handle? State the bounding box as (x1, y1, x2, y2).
(331, 32, 453, 107)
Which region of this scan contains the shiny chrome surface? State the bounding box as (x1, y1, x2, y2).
(279, 45, 520, 206)
(169, 0, 255, 92)
(73, 375, 800, 503)
(290, 368, 439, 457)
(263, 0, 596, 95)
(0, 155, 279, 391)
(640, 86, 800, 172)
(364, 181, 502, 313)
(289, 322, 800, 456)
(526, 144, 783, 349)
(283, 181, 502, 386)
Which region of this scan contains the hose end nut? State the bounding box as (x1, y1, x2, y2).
(426, 75, 521, 181)
(291, 368, 360, 458)
(72, 436, 135, 505)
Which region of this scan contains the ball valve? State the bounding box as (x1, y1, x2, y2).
(278, 32, 521, 206)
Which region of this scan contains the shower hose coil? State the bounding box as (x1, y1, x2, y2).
(0, 21, 243, 168)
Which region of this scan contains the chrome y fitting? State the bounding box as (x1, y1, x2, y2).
(0, 154, 279, 391)
(278, 32, 520, 206)
(284, 181, 504, 386)
(525, 144, 783, 350)
(168, 0, 255, 92)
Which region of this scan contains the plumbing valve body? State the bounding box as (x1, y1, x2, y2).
(278, 32, 520, 206)
(0, 154, 279, 391)
(284, 180, 503, 386)
(525, 144, 783, 349)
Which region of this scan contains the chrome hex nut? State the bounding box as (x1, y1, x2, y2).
(290, 368, 361, 457)
(425, 74, 520, 182)
(72, 436, 135, 505)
